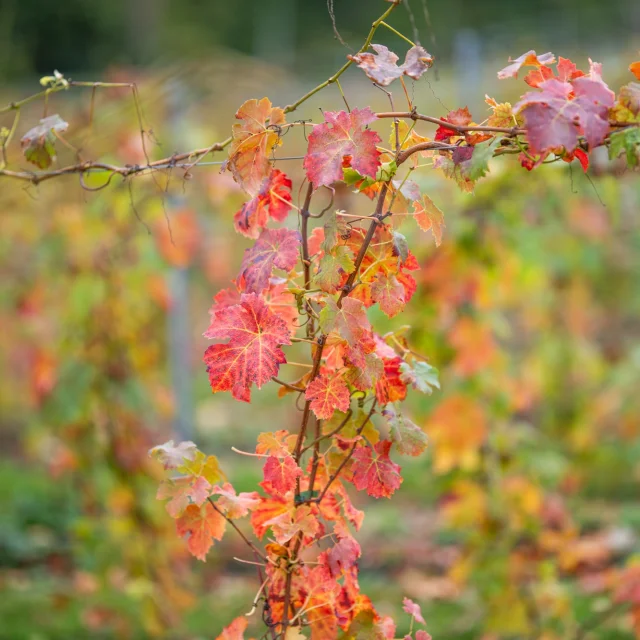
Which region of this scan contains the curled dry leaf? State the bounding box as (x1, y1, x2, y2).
(349, 44, 434, 87)
(21, 114, 68, 169)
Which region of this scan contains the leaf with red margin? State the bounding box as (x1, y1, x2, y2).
(434, 107, 472, 142)
(319, 298, 376, 369)
(157, 475, 212, 518)
(343, 225, 419, 313)
(263, 455, 303, 494)
(514, 62, 615, 155)
(349, 44, 433, 87)
(351, 440, 403, 498)
(306, 373, 351, 420)
(402, 597, 426, 624)
(215, 616, 248, 640)
(304, 108, 381, 189)
(203, 293, 291, 402)
(371, 272, 405, 318)
(228, 98, 285, 196)
(497, 50, 556, 80)
(212, 483, 260, 519)
(233, 169, 292, 238)
(237, 228, 301, 293)
(210, 282, 297, 333)
(175, 502, 226, 561)
(324, 535, 361, 578)
(412, 195, 445, 246)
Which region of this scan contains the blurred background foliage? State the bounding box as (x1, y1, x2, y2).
(1, 1, 640, 639)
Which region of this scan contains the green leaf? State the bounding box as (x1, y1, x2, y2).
(400, 360, 440, 395)
(314, 246, 355, 293)
(383, 403, 428, 456)
(465, 138, 501, 181)
(609, 127, 640, 168)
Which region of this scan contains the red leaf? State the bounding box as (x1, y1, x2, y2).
(304, 108, 381, 189)
(325, 535, 361, 578)
(212, 482, 260, 519)
(402, 597, 426, 624)
(515, 62, 615, 155)
(237, 227, 301, 294)
(263, 455, 303, 494)
(371, 272, 405, 318)
(234, 169, 292, 238)
(228, 98, 285, 196)
(203, 293, 291, 402)
(175, 502, 226, 561)
(305, 373, 351, 420)
(215, 616, 248, 640)
(351, 440, 402, 498)
(434, 107, 472, 142)
(497, 50, 556, 80)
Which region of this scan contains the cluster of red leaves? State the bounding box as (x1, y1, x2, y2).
(149, 29, 640, 638)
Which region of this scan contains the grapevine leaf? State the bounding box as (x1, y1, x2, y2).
(304, 108, 381, 189)
(233, 169, 292, 238)
(371, 272, 405, 318)
(149, 440, 198, 470)
(351, 440, 403, 498)
(315, 246, 355, 293)
(256, 430, 295, 456)
(392, 231, 409, 264)
(434, 107, 472, 142)
(319, 297, 376, 368)
(485, 96, 519, 128)
(306, 373, 351, 420)
(609, 127, 640, 168)
(402, 597, 426, 625)
(228, 97, 285, 196)
(399, 361, 440, 395)
(383, 404, 428, 456)
(263, 455, 303, 494)
(460, 137, 501, 181)
(325, 535, 361, 578)
(157, 475, 212, 518)
(175, 502, 226, 561)
(237, 228, 301, 294)
(215, 616, 249, 640)
(412, 195, 445, 246)
(514, 62, 615, 155)
(212, 483, 260, 519)
(610, 83, 640, 124)
(497, 50, 556, 80)
(21, 114, 69, 169)
(203, 292, 291, 402)
(349, 44, 433, 87)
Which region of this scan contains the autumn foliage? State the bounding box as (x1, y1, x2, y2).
(144, 5, 640, 639)
(3, 2, 640, 639)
